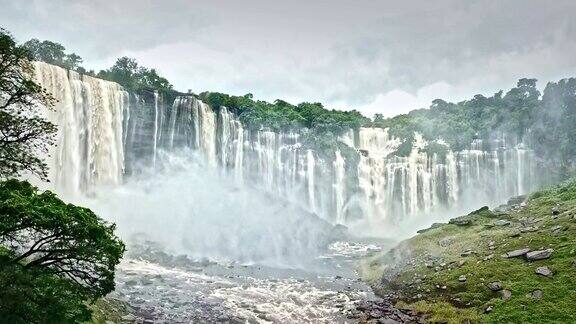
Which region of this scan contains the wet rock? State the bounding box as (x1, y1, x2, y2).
(493, 219, 511, 226)
(458, 275, 467, 282)
(535, 266, 553, 277)
(487, 282, 502, 291)
(501, 289, 512, 301)
(504, 248, 530, 258)
(526, 249, 553, 261)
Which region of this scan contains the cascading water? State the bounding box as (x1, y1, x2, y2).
(34, 62, 544, 239)
(33, 61, 127, 195)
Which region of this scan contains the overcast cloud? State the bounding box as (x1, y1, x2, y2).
(1, 0, 575, 117)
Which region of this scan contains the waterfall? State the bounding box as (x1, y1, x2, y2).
(333, 150, 346, 224)
(33, 62, 545, 234)
(33, 61, 127, 195)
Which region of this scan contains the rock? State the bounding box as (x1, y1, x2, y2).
(550, 225, 564, 234)
(526, 249, 553, 261)
(528, 289, 543, 299)
(485, 306, 493, 313)
(483, 254, 494, 261)
(458, 260, 467, 267)
(439, 238, 454, 247)
(535, 266, 553, 277)
(520, 226, 539, 233)
(449, 215, 472, 226)
(552, 207, 560, 215)
(493, 219, 511, 226)
(121, 314, 137, 321)
(501, 289, 512, 301)
(417, 222, 444, 234)
(509, 231, 521, 237)
(369, 310, 383, 318)
(507, 195, 526, 206)
(461, 250, 473, 257)
(487, 282, 503, 291)
(459, 275, 467, 282)
(504, 248, 531, 258)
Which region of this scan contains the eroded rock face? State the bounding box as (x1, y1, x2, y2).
(526, 249, 554, 261)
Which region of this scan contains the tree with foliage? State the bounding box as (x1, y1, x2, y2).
(23, 38, 84, 70)
(98, 56, 173, 93)
(0, 179, 125, 322)
(0, 29, 57, 180)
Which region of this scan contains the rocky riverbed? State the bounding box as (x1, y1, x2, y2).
(101, 240, 421, 323)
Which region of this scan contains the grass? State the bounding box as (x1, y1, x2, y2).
(362, 179, 576, 323)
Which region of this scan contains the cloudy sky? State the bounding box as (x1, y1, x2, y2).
(1, 0, 575, 117)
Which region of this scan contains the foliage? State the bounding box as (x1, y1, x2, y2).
(97, 57, 174, 94)
(0, 29, 57, 180)
(23, 38, 85, 71)
(0, 179, 125, 323)
(364, 179, 576, 323)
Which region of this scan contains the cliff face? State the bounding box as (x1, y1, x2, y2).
(34, 62, 548, 233)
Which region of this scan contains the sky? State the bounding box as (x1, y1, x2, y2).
(1, 0, 575, 117)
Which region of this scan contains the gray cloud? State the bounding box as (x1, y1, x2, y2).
(1, 0, 575, 116)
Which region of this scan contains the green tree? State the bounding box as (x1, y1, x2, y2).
(23, 38, 83, 70)
(0, 29, 57, 180)
(0, 179, 125, 322)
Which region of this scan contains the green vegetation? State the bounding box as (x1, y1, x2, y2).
(23, 38, 89, 73)
(0, 180, 125, 323)
(0, 29, 57, 180)
(1, 28, 125, 323)
(363, 179, 576, 323)
(97, 56, 174, 94)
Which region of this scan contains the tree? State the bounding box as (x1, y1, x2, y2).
(0, 29, 57, 180)
(23, 38, 83, 70)
(0, 179, 125, 322)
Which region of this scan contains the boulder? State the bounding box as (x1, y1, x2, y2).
(526, 249, 553, 261)
(487, 282, 503, 291)
(552, 207, 560, 215)
(449, 215, 473, 226)
(504, 248, 530, 258)
(459, 275, 467, 282)
(535, 266, 553, 277)
(493, 219, 511, 226)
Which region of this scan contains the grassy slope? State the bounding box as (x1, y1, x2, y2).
(362, 179, 576, 323)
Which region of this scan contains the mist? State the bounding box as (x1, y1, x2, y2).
(78, 150, 342, 267)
